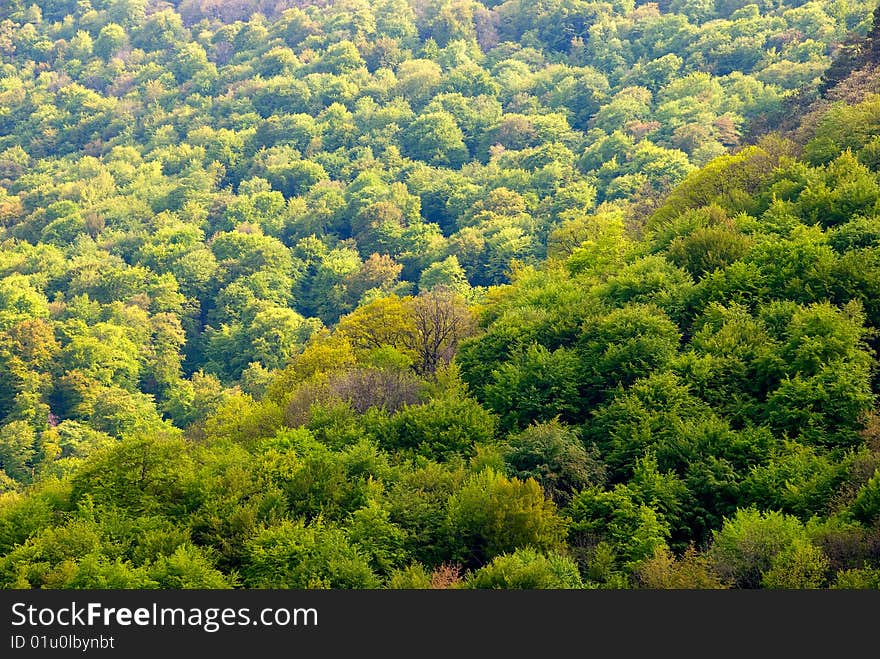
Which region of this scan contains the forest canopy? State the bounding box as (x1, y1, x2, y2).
(1, 0, 880, 589)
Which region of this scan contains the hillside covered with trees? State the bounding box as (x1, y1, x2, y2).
(1, 0, 880, 589)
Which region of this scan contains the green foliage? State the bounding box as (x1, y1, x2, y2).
(385, 461, 464, 567)
(742, 442, 849, 520)
(849, 469, 880, 526)
(760, 538, 830, 588)
(402, 111, 469, 167)
(379, 395, 496, 460)
(147, 544, 235, 589)
(708, 508, 811, 588)
(502, 420, 605, 504)
(0, 478, 73, 555)
(587, 371, 712, 477)
(346, 501, 408, 575)
(0, 421, 37, 483)
(578, 304, 681, 396)
(483, 344, 583, 431)
(567, 484, 671, 569)
(446, 468, 567, 567)
(668, 225, 753, 278)
(832, 567, 880, 589)
(386, 563, 433, 589)
(1, 0, 879, 592)
(765, 361, 874, 448)
(465, 548, 584, 589)
(649, 145, 783, 226)
(636, 547, 728, 589)
(242, 518, 379, 588)
(69, 435, 192, 517)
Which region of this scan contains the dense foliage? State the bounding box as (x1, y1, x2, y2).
(1, 0, 880, 589)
